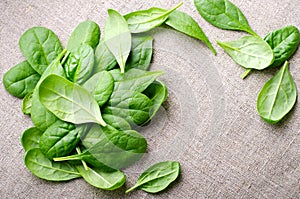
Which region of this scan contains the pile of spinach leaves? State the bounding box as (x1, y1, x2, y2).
(194, 0, 300, 124)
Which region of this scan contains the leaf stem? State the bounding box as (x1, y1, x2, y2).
(76, 147, 89, 171)
(240, 68, 252, 79)
(61, 51, 71, 65)
(125, 185, 139, 194)
(53, 154, 80, 162)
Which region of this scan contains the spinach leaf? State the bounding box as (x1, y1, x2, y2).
(76, 165, 126, 190)
(19, 27, 63, 74)
(126, 35, 153, 70)
(39, 120, 89, 159)
(257, 61, 297, 124)
(3, 61, 40, 98)
(83, 71, 114, 107)
(54, 124, 147, 169)
(165, 10, 216, 55)
(66, 20, 100, 52)
(94, 39, 117, 72)
(124, 2, 183, 33)
(264, 25, 300, 67)
(21, 127, 43, 151)
(126, 161, 180, 193)
(38, 74, 107, 126)
(104, 9, 131, 74)
(25, 148, 81, 181)
(194, 0, 257, 35)
(102, 114, 131, 131)
(64, 44, 94, 85)
(217, 36, 274, 70)
(22, 91, 33, 115)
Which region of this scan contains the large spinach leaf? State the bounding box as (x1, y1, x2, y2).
(257, 61, 297, 124)
(104, 9, 131, 74)
(21, 127, 43, 152)
(19, 27, 63, 74)
(194, 0, 257, 35)
(126, 161, 180, 193)
(124, 3, 183, 33)
(264, 25, 300, 67)
(38, 74, 107, 126)
(3, 61, 40, 98)
(102, 114, 131, 131)
(165, 10, 216, 55)
(94, 39, 117, 72)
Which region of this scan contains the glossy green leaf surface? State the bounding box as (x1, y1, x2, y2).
(102, 114, 131, 131)
(38, 74, 106, 126)
(66, 20, 100, 52)
(165, 10, 216, 55)
(124, 2, 183, 33)
(21, 127, 43, 151)
(25, 148, 81, 181)
(19, 27, 63, 74)
(3, 61, 40, 98)
(104, 9, 131, 73)
(22, 91, 33, 115)
(257, 61, 297, 124)
(264, 25, 300, 67)
(126, 161, 180, 193)
(194, 0, 256, 35)
(94, 39, 117, 72)
(217, 36, 274, 70)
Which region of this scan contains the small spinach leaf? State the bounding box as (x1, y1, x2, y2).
(22, 91, 33, 115)
(217, 36, 274, 70)
(3, 61, 40, 98)
(126, 161, 180, 193)
(194, 0, 257, 35)
(124, 2, 183, 33)
(94, 39, 117, 72)
(104, 9, 131, 73)
(19, 27, 63, 74)
(165, 10, 216, 55)
(21, 127, 43, 151)
(257, 61, 297, 124)
(38, 74, 106, 126)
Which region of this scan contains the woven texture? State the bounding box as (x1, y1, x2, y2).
(0, 0, 300, 198)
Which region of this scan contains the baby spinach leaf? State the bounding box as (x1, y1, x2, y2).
(19, 27, 63, 74)
(264, 25, 300, 67)
(55, 124, 147, 169)
(83, 71, 114, 107)
(194, 0, 257, 35)
(66, 20, 100, 52)
(22, 91, 33, 115)
(39, 120, 89, 159)
(165, 10, 216, 55)
(21, 127, 43, 151)
(102, 114, 131, 131)
(257, 61, 297, 124)
(104, 9, 131, 74)
(3, 61, 40, 98)
(94, 39, 117, 72)
(64, 44, 94, 85)
(217, 36, 274, 70)
(25, 148, 81, 181)
(126, 161, 180, 193)
(126, 35, 153, 70)
(124, 2, 183, 33)
(38, 74, 107, 126)
(76, 165, 126, 190)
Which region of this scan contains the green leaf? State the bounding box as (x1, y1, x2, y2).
(126, 161, 180, 193)
(124, 2, 183, 33)
(22, 91, 33, 115)
(76, 165, 126, 190)
(67, 20, 100, 52)
(39, 120, 89, 159)
(19, 27, 63, 74)
(3, 61, 40, 98)
(83, 71, 114, 107)
(104, 9, 131, 73)
(217, 36, 274, 70)
(102, 114, 131, 131)
(21, 127, 43, 151)
(94, 39, 117, 72)
(264, 25, 300, 67)
(25, 148, 81, 181)
(126, 35, 153, 70)
(64, 44, 94, 85)
(165, 10, 216, 55)
(38, 74, 106, 126)
(257, 61, 297, 124)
